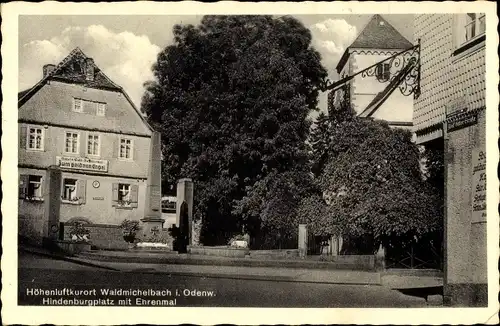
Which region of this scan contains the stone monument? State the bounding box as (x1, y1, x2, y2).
(43, 165, 62, 244)
(141, 131, 164, 236)
(176, 178, 199, 245)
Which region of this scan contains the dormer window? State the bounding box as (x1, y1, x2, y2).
(72, 62, 82, 73)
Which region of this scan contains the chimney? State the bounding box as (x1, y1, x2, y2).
(43, 64, 55, 78)
(85, 58, 95, 81)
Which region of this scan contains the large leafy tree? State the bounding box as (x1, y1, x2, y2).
(141, 15, 327, 245)
(314, 108, 442, 251)
(309, 112, 331, 177)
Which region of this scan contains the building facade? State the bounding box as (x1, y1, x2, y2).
(18, 48, 160, 248)
(332, 15, 414, 129)
(414, 13, 486, 306)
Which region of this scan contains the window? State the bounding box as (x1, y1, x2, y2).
(65, 132, 79, 154)
(112, 183, 138, 208)
(27, 127, 44, 150)
(119, 138, 133, 159)
(118, 183, 131, 202)
(19, 175, 43, 200)
(73, 98, 106, 116)
(97, 103, 106, 116)
(87, 134, 100, 156)
(376, 63, 391, 82)
(73, 98, 83, 112)
(62, 178, 78, 201)
(61, 178, 86, 204)
(465, 13, 486, 42)
(28, 176, 43, 198)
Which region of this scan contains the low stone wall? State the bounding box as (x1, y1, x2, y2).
(188, 246, 249, 258)
(55, 240, 91, 255)
(19, 213, 45, 246)
(319, 255, 376, 270)
(249, 249, 299, 260)
(62, 223, 128, 250)
(290, 254, 377, 270)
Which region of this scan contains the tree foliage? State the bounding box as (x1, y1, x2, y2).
(314, 108, 442, 248)
(141, 15, 327, 245)
(309, 112, 331, 177)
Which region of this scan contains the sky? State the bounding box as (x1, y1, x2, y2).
(18, 14, 413, 114)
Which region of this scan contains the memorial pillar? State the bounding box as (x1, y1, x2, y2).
(43, 166, 62, 245)
(141, 131, 164, 236)
(176, 178, 198, 245)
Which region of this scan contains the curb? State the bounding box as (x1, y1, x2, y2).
(76, 252, 376, 271)
(19, 248, 120, 271)
(121, 268, 382, 286)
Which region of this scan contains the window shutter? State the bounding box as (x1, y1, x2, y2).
(77, 179, 87, 204)
(130, 184, 139, 208)
(39, 175, 45, 198)
(20, 126, 27, 149)
(112, 183, 119, 206)
(19, 174, 29, 199)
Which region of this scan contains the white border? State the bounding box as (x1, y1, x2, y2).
(2, 2, 499, 325)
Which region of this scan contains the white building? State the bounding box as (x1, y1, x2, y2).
(331, 14, 414, 129)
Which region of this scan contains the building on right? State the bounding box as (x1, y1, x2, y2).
(414, 13, 486, 306)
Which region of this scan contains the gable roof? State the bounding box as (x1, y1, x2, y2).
(336, 15, 413, 73)
(18, 47, 153, 133)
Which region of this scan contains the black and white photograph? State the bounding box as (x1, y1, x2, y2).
(2, 1, 499, 325)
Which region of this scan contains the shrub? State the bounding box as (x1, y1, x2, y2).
(68, 222, 90, 243)
(120, 219, 141, 244)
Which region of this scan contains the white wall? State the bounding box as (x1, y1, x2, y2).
(351, 51, 413, 123)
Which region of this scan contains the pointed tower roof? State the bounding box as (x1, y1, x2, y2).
(349, 14, 413, 50)
(336, 15, 413, 73)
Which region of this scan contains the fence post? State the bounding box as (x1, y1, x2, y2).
(298, 224, 307, 258)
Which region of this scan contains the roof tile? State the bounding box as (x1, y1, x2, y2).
(350, 14, 413, 50)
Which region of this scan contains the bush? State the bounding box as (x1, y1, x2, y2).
(120, 219, 141, 243)
(68, 222, 90, 243)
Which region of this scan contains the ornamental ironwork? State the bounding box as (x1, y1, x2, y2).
(320, 40, 421, 100)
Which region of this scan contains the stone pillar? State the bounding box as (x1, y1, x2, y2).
(141, 131, 164, 237)
(443, 110, 487, 306)
(43, 166, 62, 244)
(298, 224, 308, 258)
(176, 178, 196, 245)
(375, 243, 386, 271)
(330, 235, 341, 257)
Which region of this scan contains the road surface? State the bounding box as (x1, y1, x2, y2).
(18, 252, 426, 308)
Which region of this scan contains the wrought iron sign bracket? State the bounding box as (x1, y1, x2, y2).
(320, 40, 421, 100)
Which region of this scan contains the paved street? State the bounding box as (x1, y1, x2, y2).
(18, 252, 427, 308)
